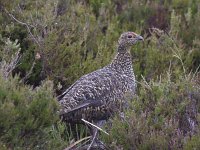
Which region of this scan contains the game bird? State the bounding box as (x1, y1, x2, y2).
(58, 31, 143, 149)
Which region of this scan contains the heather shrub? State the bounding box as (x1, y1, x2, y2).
(0, 0, 200, 149)
(101, 17, 200, 149)
(102, 73, 200, 149)
(0, 71, 70, 149)
(1, 0, 199, 88)
(0, 34, 68, 149)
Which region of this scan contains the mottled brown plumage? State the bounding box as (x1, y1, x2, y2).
(58, 31, 143, 123)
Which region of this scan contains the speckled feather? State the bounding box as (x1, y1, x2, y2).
(58, 32, 143, 123)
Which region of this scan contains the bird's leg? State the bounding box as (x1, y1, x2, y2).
(87, 120, 107, 150)
(87, 127, 98, 150)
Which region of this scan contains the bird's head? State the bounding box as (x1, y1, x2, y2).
(118, 31, 144, 52)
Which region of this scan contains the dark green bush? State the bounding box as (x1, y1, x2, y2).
(0, 0, 200, 149)
(1, 0, 200, 88)
(0, 72, 68, 149)
(100, 18, 200, 149)
(102, 75, 200, 149)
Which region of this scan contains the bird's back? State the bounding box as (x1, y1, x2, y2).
(59, 65, 134, 123)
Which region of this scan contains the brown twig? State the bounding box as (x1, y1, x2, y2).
(64, 136, 91, 150)
(4, 8, 41, 47)
(3, 7, 44, 81)
(81, 119, 109, 135)
(20, 60, 36, 83)
(87, 128, 98, 150)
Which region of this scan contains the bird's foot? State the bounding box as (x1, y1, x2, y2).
(77, 138, 107, 150)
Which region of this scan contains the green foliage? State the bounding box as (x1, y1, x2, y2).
(0, 36, 21, 78)
(184, 135, 200, 150)
(100, 13, 200, 148)
(0, 72, 68, 149)
(0, 35, 20, 62)
(1, 0, 199, 88)
(102, 75, 200, 149)
(0, 0, 200, 149)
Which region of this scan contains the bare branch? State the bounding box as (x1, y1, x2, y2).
(3, 7, 44, 81)
(0, 48, 21, 79)
(87, 129, 98, 150)
(4, 8, 41, 47)
(20, 61, 36, 83)
(81, 119, 109, 135)
(63, 136, 91, 150)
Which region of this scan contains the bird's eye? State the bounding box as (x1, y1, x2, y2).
(128, 35, 133, 39)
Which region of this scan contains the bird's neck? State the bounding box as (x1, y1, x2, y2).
(109, 47, 134, 76)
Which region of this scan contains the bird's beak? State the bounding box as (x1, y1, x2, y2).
(136, 35, 144, 41)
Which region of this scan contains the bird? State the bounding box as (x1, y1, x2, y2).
(58, 31, 143, 149)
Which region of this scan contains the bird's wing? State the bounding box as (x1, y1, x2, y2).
(59, 99, 103, 115)
(58, 67, 109, 100)
(57, 75, 87, 101)
(59, 68, 119, 111)
(57, 81, 79, 100)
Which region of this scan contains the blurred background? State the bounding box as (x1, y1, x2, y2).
(0, 0, 200, 149)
